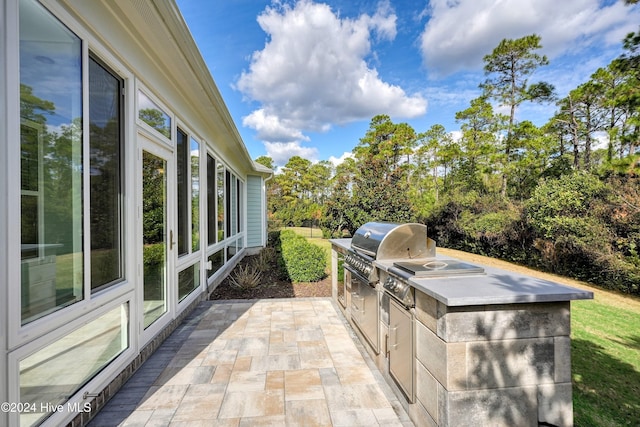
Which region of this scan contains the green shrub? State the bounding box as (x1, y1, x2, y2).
(279, 230, 326, 282)
(523, 172, 640, 294)
(143, 243, 165, 266)
(525, 172, 607, 239)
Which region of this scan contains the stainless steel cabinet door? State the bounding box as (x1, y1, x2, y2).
(389, 298, 414, 402)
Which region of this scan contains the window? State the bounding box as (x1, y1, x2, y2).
(142, 151, 167, 329)
(225, 173, 242, 238)
(191, 138, 200, 252)
(217, 163, 225, 241)
(89, 56, 124, 292)
(20, 0, 83, 323)
(19, 1, 127, 322)
(207, 250, 224, 278)
(19, 303, 129, 426)
(176, 128, 188, 256)
(230, 174, 237, 236)
(178, 263, 200, 301)
(138, 91, 171, 140)
(177, 130, 200, 301)
(177, 129, 200, 258)
(206, 154, 216, 245)
(237, 178, 243, 233)
(225, 170, 231, 238)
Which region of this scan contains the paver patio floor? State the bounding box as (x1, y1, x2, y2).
(88, 298, 413, 426)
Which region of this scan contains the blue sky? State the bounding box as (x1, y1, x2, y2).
(176, 0, 640, 167)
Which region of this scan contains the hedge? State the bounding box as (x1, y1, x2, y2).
(279, 230, 326, 282)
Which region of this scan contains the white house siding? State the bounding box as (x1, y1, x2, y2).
(1, 1, 269, 426)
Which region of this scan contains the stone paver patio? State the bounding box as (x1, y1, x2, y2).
(88, 298, 413, 426)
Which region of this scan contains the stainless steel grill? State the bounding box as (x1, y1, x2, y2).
(344, 221, 484, 308)
(344, 222, 433, 311)
(343, 221, 485, 404)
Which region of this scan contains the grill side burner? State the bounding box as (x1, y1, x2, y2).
(393, 259, 485, 278)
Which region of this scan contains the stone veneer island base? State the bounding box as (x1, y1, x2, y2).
(330, 239, 593, 427)
(412, 293, 573, 427)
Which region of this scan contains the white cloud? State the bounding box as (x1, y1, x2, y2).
(328, 151, 353, 167)
(242, 109, 309, 143)
(593, 131, 609, 151)
(264, 141, 319, 166)
(419, 0, 640, 77)
(449, 130, 462, 142)
(237, 0, 427, 144)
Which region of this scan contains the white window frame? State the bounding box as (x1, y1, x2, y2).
(9, 0, 137, 351)
(174, 120, 204, 309)
(136, 132, 175, 345)
(136, 83, 174, 148)
(6, 6, 139, 424)
(7, 293, 135, 427)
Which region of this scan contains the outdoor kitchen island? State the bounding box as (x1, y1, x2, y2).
(330, 229, 593, 427)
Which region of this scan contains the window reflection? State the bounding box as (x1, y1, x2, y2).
(142, 151, 167, 328)
(217, 164, 225, 241)
(20, 303, 129, 426)
(178, 263, 200, 301)
(207, 250, 224, 279)
(20, 0, 83, 324)
(207, 154, 217, 245)
(89, 56, 124, 292)
(176, 128, 188, 256)
(191, 138, 200, 252)
(138, 91, 171, 139)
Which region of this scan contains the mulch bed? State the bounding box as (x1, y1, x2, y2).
(209, 253, 332, 300)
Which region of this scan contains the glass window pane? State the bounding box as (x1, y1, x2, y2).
(20, 0, 83, 324)
(89, 56, 123, 292)
(176, 128, 188, 256)
(142, 151, 167, 329)
(207, 250, 224, 279)
(227, 241, 237, 260)
(19, 303, 129, 426)
(225, 170, 231, 238)
(178, 262, 200, 301)
(217, 164, 225, 241)
(191, 138, 200, 252)
(237, 179, 242, 233)
(207, 154, 216, 245)
(137, 91, 171, 140)
(230, 175, 237, 236)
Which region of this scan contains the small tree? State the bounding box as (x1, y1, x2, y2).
(481, 34, 554, 197)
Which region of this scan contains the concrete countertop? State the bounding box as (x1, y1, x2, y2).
(331, 238, 594, 307)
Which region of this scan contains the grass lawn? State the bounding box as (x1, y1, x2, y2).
(283, 230, 640, 426)
(571, 288, 640, 426)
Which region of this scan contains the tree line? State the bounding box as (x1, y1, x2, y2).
(256, 29, 640, 295)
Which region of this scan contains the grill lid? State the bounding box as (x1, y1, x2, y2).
(351, 222, 435, 260)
